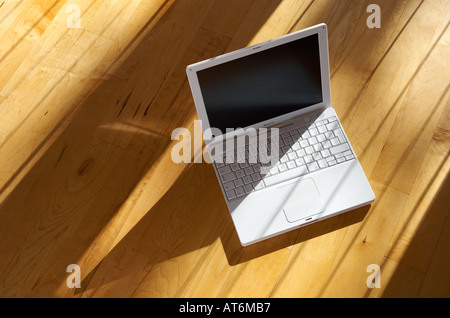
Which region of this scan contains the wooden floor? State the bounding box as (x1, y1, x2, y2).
(0, 0, 448, 298)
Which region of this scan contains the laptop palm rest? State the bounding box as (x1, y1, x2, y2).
(282, 178, 324, 223)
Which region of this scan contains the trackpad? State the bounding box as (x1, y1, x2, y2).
(282, 178, 324, 223)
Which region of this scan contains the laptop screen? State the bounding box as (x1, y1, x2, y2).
(197, 34, 323, 133)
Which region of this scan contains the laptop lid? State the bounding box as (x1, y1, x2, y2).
(186, 23, 331, 145)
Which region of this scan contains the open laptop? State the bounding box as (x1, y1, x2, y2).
(186, 24, 375, 246)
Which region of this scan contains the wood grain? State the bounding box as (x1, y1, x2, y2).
(0, 0, 448, 298)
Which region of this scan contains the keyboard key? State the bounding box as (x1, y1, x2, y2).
(318, 159, 328, 169)
(278, 163, 288, 172)
(267, 166, 277, 176)
(281, 145, 291, 153)
(218, 166, 231, 175)
(313, 143, 324, 152)
(330, 143, 350, 155)
(264, 165, 308, 187)
(337, 157, 345, 163)
(345, 154, 355, 160)
(243, 175, 253, 184)
(226, 189, 236, 200)
(244, 166, 254, 175)
(299, 140, 309, 148)
(235, 186, 245, 197)
(221, 172, 236, 183)
(328, 159, 337, 166)
(330, 138, 340, 146)
(283, 136, 293, 144)
(301, 130, 310, 139)
(304, 155, 313, 163)
(253, 181, 265, 191)
(223, 181, 235, 191)
(321, 149, 331, 158)
(252, 163, 261, 173)
(312, 152, 322, 161)
(287, 161, 296, 170)
(318, 125, 327, 134)
(244, 183, 253, 194)
(295, 158, 305, 166)
(291, 132, 300, 139)
(305, 146, 314, 154)
(343, 150, 353, 156)
(296, 149, 306, 157)
(309, 128, 319, 136)
(234, 178, 244, 187)
(307, 162, 319, 172)
(333, 128, 344, 137)
(308, 136, 318, 145)
(230, 163, 240, 171)
(251, 172, 261, 181)
(326, 121, 339, 131)
(324, 131, 334, 139)
(236, 169, 245, 178)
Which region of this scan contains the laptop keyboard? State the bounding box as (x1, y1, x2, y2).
(213, 116, 355, 201)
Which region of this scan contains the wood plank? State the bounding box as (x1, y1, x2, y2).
(270, 206, 369, 297)
(385, 106, 450, 272)
(370, 257, 425, 298)
(419, 203, 450, 297)
(201, 0, 256, 38)
(319, 181, 409, 297)
(328, 0, 414, 124)
(345, 0, 447, 177)
(0, 0, 65, 91)
(370, 6, 450, 194)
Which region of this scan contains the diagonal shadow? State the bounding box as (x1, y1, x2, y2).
(0, 0, 284, 297)
(379, 155, 449, 297)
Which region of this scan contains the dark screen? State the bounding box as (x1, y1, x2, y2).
(197, 34, 323, 133)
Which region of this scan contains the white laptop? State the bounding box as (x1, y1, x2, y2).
(186, 24, 375, 246)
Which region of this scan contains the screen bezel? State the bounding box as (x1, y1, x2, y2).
(186, 23, 331, 145)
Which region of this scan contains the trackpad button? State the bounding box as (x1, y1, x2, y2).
(282, 178, 324, 223)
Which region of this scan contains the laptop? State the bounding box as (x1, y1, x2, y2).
(186, 23, 375, 246)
